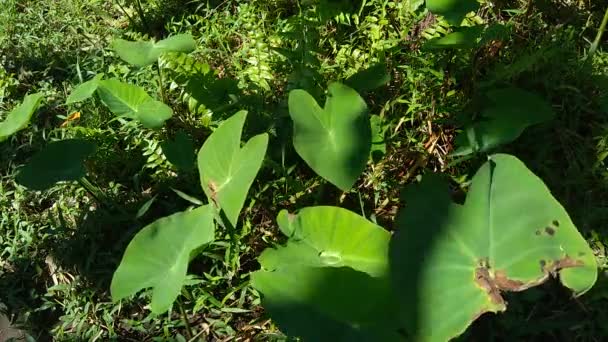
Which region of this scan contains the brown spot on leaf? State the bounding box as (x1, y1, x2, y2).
(552, 220, 560, 227)
(552, 256, 584, 269)
(474, 266, 504, 305)
(208, 181, 219, 205)
(494, 270, 526, 291)
(545, 227, 556, 236)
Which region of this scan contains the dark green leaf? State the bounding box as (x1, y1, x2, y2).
(16, 139, 96, 190)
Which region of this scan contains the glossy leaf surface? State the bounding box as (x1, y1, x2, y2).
(0, 93, 43, 142)
(288, 83, 371, 191)
(197, 111, 268, 227)
(391, 154, 597, 341)
(97, 79, 172, 129)
(252, 206, 400, 341)
(111, 205, 215, 314)
(113, 34, 197, 66)
(16, 139, 96, 190)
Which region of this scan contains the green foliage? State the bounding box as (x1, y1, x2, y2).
(197, 111, 269, 227)
(65, 74, 103, 105)
(425, 0, 479, 25)
(344, 63, 392, 93)
(453, 88, 556, 156)
(161, 131, 196, 171)
(97, 79, 173, 129)
(111, 205, 215, 314)
(289, 83, 371, 191)
(252, 206, 396, 341)
(2, 0, 607, 340)
(0, 93, 43, 142)
(254, 155, 597, 341)
(113, 34, 197, 67)
(392, 154, 597, 341)
(15, 139, 96, 190)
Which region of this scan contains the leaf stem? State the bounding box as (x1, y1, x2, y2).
(589, 6, 608, 58)
(156, 61, 168, 103)
(177, 299, 194, 340)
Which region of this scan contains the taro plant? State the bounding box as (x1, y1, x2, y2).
(288, 82, 371, 191)
(252, 154, 598, 341)
(111, 110, 268, 314)
(0, 92, 44, 142)
(15, 139, 97, 191)
(67, 76, 173, 129)
(452, 87, 556, 156)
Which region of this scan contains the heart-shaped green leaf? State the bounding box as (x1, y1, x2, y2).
(16, 139, 96, 190)
(426, 0, 479, 25)
(288, 83, 371, 191)
(391, 154, 597, 341)
(111, 205, 215, 314)
(161, 131, 196, 171)
(197, 111, 268, 227)
(453, 87, 555, 156)
(66, 74, 103, 105)
(113, 34, 197, 67)
(0, 93, 44, 142)
(97, 79, 173, 129)
(252, 206, 400, 341)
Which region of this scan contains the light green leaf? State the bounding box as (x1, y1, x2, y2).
(111, 205, 215, 314)
(288, 83, 371, 191)
(197, 111, 268, 227)
(97, 79, 172, 129)
(391, 154, 597, 341)
(113, 34, 197, 67)
(16, 139, 96, 190)
(161, 131, 196, 171)
(66, 74, 103, 105)
(426, 0, 479, 25)
(453, 87, 555, 156)
(0, 93, 44, 142)
(252, 206, 400, 341)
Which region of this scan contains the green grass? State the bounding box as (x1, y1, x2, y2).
(1, 0, 608, 340)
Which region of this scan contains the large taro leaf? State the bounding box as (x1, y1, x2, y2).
(197, 111, 268, 227)
(16, 139, 96, 190)
(111, 205, 215, 314)
(0, 93, 44, 142)
(391, 154, 597, 342)
(426, 0, 479, 25)
(288, 83, 371, 191)
(97, 79, 172, 129)
(252, 206, 401, 341)
(113, 34, 197, 67)
(453, 87, 555, 157)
